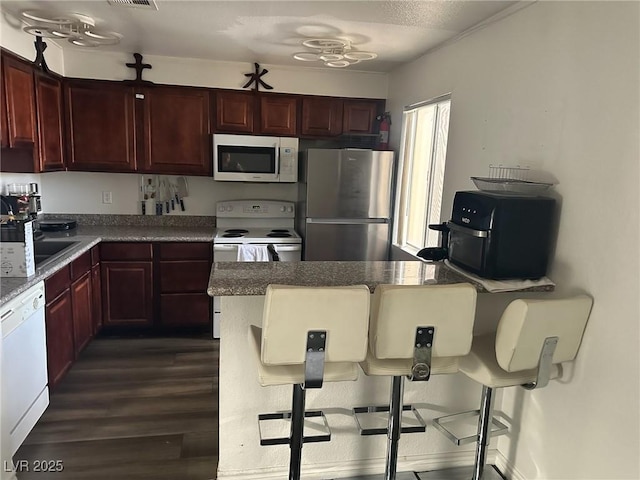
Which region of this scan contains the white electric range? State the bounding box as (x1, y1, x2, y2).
(212, 200, 302, 337)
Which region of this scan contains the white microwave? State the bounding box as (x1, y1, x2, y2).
(213, 134, 299, 183)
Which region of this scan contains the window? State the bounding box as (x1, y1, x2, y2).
(393, 96, 451, 254)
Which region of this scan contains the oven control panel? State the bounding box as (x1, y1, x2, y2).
(216, 200, 295, 218)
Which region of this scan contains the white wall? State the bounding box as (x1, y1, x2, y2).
(0, 16, 388, 215)
(387, 2, 639, 479)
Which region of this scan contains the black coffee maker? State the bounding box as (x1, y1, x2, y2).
(416, 223, 450, 261)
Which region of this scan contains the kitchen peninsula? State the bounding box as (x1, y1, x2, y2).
(207, 260, 553, 479)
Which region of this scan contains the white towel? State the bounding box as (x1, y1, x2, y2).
(237, 245, 270, 262)
(444, 260, 555, 293)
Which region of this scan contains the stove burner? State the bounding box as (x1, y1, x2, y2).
(225, 229, 248, 234)
(222, 233, 244, 238)
(267, 232, 292, 238)
(270, 229, 290, 233)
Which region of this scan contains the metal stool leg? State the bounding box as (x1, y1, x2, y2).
(473, 386, 495, 480)
(289, 383, 306, 480)
(384, 375, 405, 480)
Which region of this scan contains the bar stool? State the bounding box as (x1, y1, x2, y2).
(421, 295, 594, 480)
(249, 284, 371, 480)
(355, 283, 478, 480)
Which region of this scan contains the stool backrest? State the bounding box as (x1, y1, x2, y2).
(495, 295, 593, 372)
(261, 284, 371, 365)
(369, 283, 477, 359)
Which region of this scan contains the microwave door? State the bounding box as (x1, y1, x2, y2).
(215, 145, 279, 182)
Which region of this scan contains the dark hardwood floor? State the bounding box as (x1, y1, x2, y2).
(14, 336, 219, 480)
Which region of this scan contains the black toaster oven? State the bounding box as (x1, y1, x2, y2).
(447, 191, 556, 279)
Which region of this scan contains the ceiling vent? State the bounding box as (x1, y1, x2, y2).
(107, 0, 158, 10)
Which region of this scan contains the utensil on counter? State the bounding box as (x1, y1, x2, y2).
(176, 177, 188, 211)
(153, 175, 164, 215)
(140, 175, 146, 215)
(161, 178, 170, 213)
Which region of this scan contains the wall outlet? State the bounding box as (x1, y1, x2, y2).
(102, 191, 113, 204)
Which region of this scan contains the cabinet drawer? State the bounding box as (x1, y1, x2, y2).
(71, 251, 91, 281)
(158, 242, 211, 260)
(159, 260, 211, 292)
(100, 242, 153, 261)
(160, 293, 211, 327)
(45, 265, 71, 301)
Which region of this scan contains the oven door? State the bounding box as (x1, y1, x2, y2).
(447, 222, 489, 276)
(213, 244, 302, 262)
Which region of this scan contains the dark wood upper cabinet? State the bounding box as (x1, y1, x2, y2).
(301, 97, 343, 137)
(259, 94, 298, 136)
(35, 73, 65, 171)
(1, 61, 8, 148)
(2, 55, 37, 147)
(215, 90, 254, 133)
(64, 80, 137, 172)
(343, 100, 381, 134)
(141, 86, 211, 176)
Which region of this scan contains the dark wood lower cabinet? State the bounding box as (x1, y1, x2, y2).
(71, 272, 93, 354)
(45, 290, 74, 389)
(101, 261, 154, 326)
(91, 264, 102, 334)
(160, 293, 211, 327)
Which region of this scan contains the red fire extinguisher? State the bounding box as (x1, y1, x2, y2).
(377, 112, 391, 150)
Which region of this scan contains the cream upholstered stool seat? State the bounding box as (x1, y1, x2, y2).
(354, 283, 478, 480)
(420, 295, 594, 480)
(250, 284, 371, 480)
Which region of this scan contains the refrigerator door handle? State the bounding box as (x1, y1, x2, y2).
(306, 218, 390, 224)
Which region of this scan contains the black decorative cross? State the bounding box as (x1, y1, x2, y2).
(242, 63, 273, 91)
(126, 53, 152, 82)
(33, 36, 49, 74)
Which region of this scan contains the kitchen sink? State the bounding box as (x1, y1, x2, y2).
(33, 240, 79, 267)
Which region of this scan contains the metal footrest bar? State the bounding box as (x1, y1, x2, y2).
(338, 472, 419, 480)
(432, 410, 508, 446)
(353, 404, 427, 436)
(258, 410, 331, 446)
(416, 465, 505, 480)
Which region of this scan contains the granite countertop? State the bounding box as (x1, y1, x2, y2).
(208, 260, 476, 295)
(207, 260, 557, 296)
(0, 225, 215, 306)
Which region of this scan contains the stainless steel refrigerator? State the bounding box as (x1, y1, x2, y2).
(297, 148, 394, 261)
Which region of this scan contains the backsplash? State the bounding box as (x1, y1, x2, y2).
(41, 213, 216, 227)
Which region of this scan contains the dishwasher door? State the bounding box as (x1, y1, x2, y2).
(1, 281, 49, 455)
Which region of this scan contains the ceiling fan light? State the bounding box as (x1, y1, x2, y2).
(69, 37, 101, 47)
(325, 60, 351, 68)
(22, 25, 61, 38)
(343, 51, 377, 61)
(293, 52, 320, 61)
(319, 53, 343, 62)
(21, 10, 75, 25)
(302, 38, 348, 50)
(82, 29, 122, 44)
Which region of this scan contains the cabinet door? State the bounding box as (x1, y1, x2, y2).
(343, 100, 380, 134)
(215, 90, 254, 133)
(2, 56, 37, 147)
(301, 97, 343, 137)
(45, 290, 74, 389)
(160, 293, 211, 327)
(101, 261, 153, 326)
(141, 87, 211, 175)
(65, 80, 136, 172)
(1, 60, 8, 148)
(91, 264, 102, 335)
(71, 272, 93, 355)
(259, 94, 298, 136)
(35, 73, 65, 171)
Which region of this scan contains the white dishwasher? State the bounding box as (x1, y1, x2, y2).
(1, 281, 49, 456)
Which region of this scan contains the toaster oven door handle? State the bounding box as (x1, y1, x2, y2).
(447, 222, 489, 238)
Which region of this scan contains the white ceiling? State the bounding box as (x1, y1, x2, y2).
(1, 0, 518, 72)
